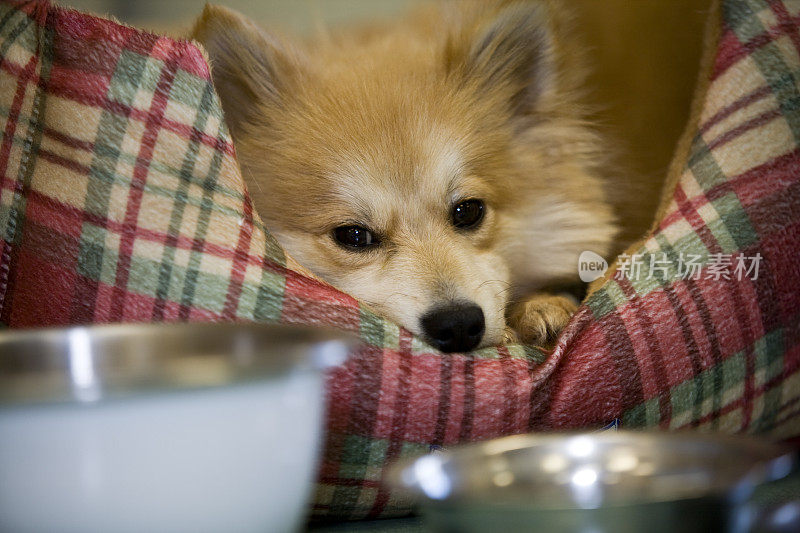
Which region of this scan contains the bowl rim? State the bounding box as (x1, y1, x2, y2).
(0, 322, 358, 406)
(386, 430, 797, 509)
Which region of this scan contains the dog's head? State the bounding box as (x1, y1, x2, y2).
(194, 1, 595, 351)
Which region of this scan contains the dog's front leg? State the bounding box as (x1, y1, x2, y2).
(505, 293, 578, 348)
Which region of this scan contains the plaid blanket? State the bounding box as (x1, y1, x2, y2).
(0, 0, 798, 521)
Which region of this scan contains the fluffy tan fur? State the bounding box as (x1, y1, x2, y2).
(192, 0, 618, 350)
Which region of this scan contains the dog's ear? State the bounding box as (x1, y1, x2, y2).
(444, 1, 558, 118)
(192, 4, 301, 136)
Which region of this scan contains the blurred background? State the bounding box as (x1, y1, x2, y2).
(61, 0, 418, 34)
(61, 0, 714, 243)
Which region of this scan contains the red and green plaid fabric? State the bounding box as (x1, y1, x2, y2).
(0, 0, 798, 522)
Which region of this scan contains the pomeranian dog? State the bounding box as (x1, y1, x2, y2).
(192, 0, 618, 352)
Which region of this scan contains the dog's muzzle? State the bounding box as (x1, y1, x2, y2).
(420, 302, 485, 353)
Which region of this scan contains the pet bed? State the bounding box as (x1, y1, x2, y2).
(0, 0, 798, 520)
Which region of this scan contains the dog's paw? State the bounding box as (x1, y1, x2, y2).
(502, 326, 520, 344)
(507, 294, 577, 347)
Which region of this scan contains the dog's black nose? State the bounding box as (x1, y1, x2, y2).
(421, 302, 485, 353)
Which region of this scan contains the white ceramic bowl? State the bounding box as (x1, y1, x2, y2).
(0, 323, 355, 533)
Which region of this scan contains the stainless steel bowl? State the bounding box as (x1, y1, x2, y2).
(0, 323, 357, 533)
(0, 322, 354, 405)
(387, 431, 798, 533)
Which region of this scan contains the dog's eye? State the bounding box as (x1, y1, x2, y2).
(451, 199, 485, 229)
(333, 225, 379, 250)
